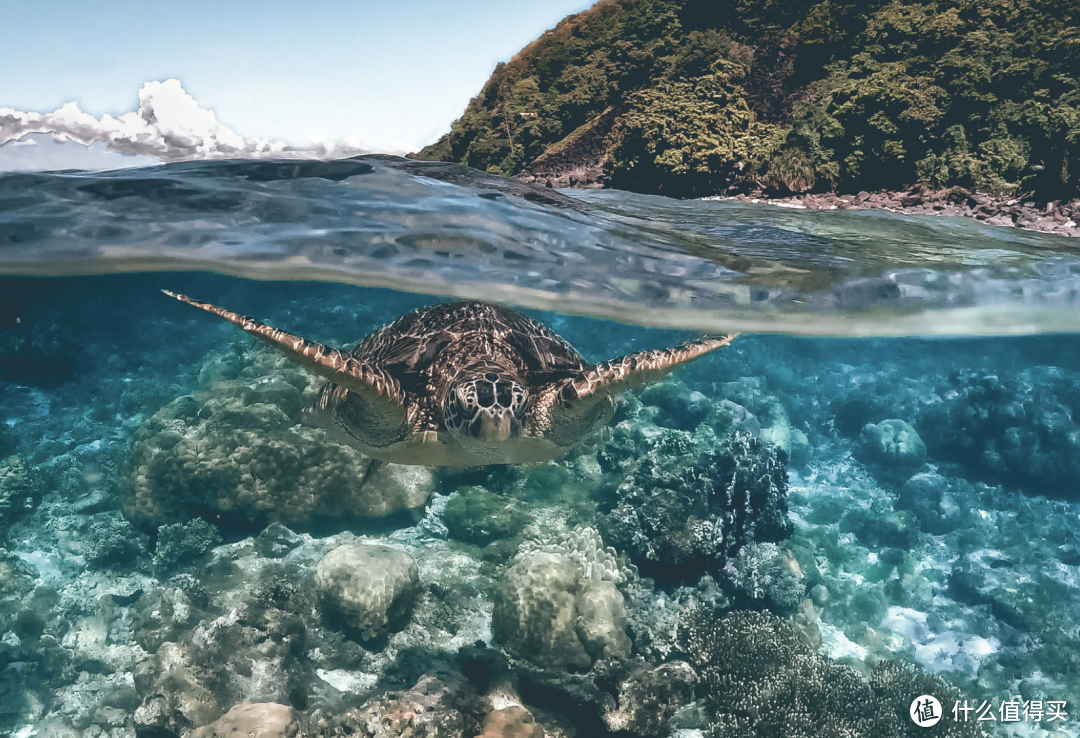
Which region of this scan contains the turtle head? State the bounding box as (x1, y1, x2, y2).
(442, 363, 529, 443)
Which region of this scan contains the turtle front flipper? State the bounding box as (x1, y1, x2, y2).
(162, 291, 410, 439)
(538, 334, 736, 446)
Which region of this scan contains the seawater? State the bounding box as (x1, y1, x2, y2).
(0, 157, 1079, 737)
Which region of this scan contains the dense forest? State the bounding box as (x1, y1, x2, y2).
(414, 0, 1080, 199)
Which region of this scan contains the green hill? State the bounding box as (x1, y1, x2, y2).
(414, 0, 1080, 199)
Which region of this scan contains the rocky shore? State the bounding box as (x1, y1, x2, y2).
(707, 188, 1080, 238)
(514, 160, 1080, 237)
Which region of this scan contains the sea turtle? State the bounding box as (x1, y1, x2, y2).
(164, 291, 735, 467)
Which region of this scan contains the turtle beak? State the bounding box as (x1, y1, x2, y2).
(476, 411, 513, 442)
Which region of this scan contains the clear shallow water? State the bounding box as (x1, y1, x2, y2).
(1, 156, 1079, 336)
(0, 159, 1079, 737)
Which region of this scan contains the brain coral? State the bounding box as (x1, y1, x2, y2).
(859, 418, 927, 472)
(492, 527, 632, 669)
(315, 542, 421, 640)
(122, 344, 434, 531)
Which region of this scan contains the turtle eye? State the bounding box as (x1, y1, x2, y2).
(444, 383, 478, 430)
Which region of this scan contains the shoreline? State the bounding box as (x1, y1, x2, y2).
(515, 166, 1080, 238)
(703, 189, 1080, 238)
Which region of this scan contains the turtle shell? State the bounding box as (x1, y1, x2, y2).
(351, 301, 589, 393)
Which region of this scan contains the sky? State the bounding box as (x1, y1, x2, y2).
(0, 0, 595, 159)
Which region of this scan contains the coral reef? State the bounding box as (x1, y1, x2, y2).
(677, 605, 983, 737)
(491, 527, 632, 669)
(598, 416, 792, 582)
(476, 705, 545, 738)
(442, 485, 532, 548)
(153, 517, 223, 576)
(192, 702, 300, 738)
(719, 377, 809, 467)
(78, 511, 150, 570)
(0, 453, 39, 535)
(5, 279, 1080, 738)
(305, 666, 484, 737)
(720, 542, 805, 613)
(316, 543, 421, 641)
(918, 369, 1080, 500)
(858, 418, 927, 474)
(829, 364, 1080, 500)
(133, 641, 222, 736)
(598, 659, 697, 735)
(122, 345, 434, 531)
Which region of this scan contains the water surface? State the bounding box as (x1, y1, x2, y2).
(0, 158, 1078, 737)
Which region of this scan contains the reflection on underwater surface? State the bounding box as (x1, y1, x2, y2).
(0, 273, 1077, 737)
(2, 156, 1080, 336)
(0, 155, 1079, 736)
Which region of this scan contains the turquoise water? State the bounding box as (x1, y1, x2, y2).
(1, 158, 1079, 737)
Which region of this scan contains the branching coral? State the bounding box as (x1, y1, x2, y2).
(598, 420, 792, 583)
(0, 454, 39, 535)
(678, 605, 984, 738)
(514, 525, 635, 587)
(720, 542, 805, 613)
(152, 518, 222, 577)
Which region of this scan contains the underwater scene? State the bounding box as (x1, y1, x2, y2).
(1, 157, 1080, 738)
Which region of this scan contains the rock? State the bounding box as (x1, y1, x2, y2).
(443, 486, 532, 547)
(475, 705, 544, 738)
(639, 380, 713, 430)
(192, 702, 299, 738)
(122, 346, 434, 531)
(315, 543, 420, 640)
(134, 641, 221, 736)
(789, 427, 810, 468)
(720, 377, 794, 455)
(307, 670, 478, 737)
(858, 419, 926, 471)
(716, 399, 761, 437)
(897, 473, 969, 535)
(254, 522, 304, 558)
(600, 660, 697, 735)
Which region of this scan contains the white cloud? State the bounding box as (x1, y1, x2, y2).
(0, 79, 371, 162)
(0, 133, 158, 172)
